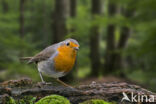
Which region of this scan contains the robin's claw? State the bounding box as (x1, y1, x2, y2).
(45, 82, 52, 85)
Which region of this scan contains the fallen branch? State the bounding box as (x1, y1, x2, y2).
(0, 78, 155, 104)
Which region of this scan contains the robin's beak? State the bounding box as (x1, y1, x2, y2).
(74, 47, 79, 51)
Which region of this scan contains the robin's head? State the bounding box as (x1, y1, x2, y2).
(61, 38, 80, 51)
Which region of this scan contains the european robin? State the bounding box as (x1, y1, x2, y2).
(21, 38, 79, 87)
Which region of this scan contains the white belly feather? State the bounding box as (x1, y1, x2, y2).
(37, 51, 65, 78)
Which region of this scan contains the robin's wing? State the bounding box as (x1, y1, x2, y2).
(27, 43, 58, 64)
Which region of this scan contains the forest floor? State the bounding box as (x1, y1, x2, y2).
(79, 76, 147, 89)
(1, 77, 155, 104)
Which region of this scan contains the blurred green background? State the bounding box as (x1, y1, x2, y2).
(0, 0, 156, 91)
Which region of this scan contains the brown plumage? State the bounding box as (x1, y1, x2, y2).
(20, 44, 57, 64)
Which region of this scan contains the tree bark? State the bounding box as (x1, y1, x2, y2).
(90, 0, 101, 76)
(104, 1, 117, 74)
(0, 78, 156, 104)
(52, 0, 70, 43)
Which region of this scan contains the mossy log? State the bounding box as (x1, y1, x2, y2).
(0, 78, 156, 104)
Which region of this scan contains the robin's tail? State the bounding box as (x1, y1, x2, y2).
(20, 57, 32, 60)
(20, 57, 33, 64)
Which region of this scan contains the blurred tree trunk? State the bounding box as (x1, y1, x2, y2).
(70, 0, 77, 17)
(114, 7, 134, 77)
(52, 0, 70, 43)
(19, 0, 25, 38)
(0, 0, 8, 71)
(42, 0, 49, 43)
(104, 1, 117, 74)
(19, 0, 25, 57)
(2, 0, 8, 13)
(69, 0, 77, 33)
(104, 1, 134, 76)
(89, 0, 101, 77)
(61, 0, 77, 83)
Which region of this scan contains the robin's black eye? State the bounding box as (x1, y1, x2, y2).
(66, 42, 70, 46)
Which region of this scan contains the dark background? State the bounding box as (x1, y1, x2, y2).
(0, 0, 156, 91)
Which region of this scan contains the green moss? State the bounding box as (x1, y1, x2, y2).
(16, 96, 36, 104)
(5, 96, 115, 104)
(4, 96, 36, 104)
(80, 99, 115, 104)
(6, 97, 16, 104)
(35, 95, 70, 104)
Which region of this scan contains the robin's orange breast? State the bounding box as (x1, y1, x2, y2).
(53, 45, 77, 73)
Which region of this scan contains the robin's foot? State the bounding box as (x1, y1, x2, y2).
(56, 79, 73, 88)
(37, 81, 45, 85)
(42, 81, 52, 85)
(37, 81, 51, 85)
(45, 82, 52, 85)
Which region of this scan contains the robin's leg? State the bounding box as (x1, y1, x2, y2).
(39, 72, 45, 83)
(38, 72, 52, 85)
(56, 78, 73, 88)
